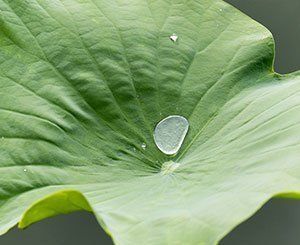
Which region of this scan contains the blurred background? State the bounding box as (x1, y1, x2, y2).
(1, 0, 300, 244)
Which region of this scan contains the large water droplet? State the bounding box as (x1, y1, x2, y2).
(154, 115, 189, 155)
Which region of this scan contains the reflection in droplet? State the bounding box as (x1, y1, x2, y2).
(169, 33, 178, 42)
(141, 143, 147, 150)
(154, 115, 189, 155)
(23, 168, 27, 172)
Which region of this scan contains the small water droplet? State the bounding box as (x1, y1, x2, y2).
(141, 143, 147, 150)
(23, 168, 27, 172)
(219, 8, 223, 12)
(117, 151, 123, 157)
(154, 115, 189, 155)
(133, 147, 136, 152)
(169, 33, 178, 42)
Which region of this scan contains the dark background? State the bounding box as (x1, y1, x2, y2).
(1, 0, 300, 244)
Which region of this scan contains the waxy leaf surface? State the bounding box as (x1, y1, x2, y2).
(0, 0, 300, 244)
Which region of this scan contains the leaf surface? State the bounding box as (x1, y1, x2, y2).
(0, 0, 300, 244)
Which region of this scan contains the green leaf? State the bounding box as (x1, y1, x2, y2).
(0, 0, 300, 244)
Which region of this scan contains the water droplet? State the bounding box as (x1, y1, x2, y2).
(141, 143, 147, 150)
(133, 147, 136, 152)
(219, 8, 223, 12)
(23, 168, 27, 172)
(169, 33, 178, 42)
(117, 151, 123, 157)
(154, 115, 189, 155)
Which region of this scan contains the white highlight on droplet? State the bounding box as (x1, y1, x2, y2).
(154, 115, 189, 155)
(169, 33, 178, 42)
(23, 168, 27, 172)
